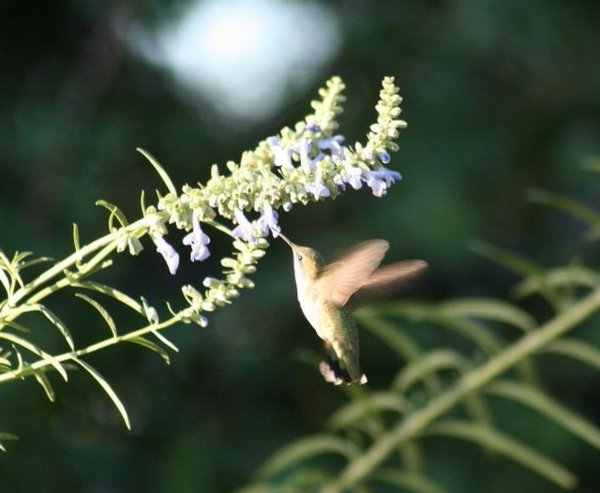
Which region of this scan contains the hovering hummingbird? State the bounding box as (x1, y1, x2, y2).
(280, 233, 427, 385)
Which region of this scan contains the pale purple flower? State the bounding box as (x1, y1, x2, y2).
(232, 209, 256, 242)
(317, 135, 345, 157)
(379, 151, 391, 164)
(299, 138, 313, 173)
(283, 202, 293, 212)
(305, 123, 321, 132)
(365, 167, 402, 197)
(257, 203, 281, 237)
(305, 180, 331, 200)
(154, 237, 180, 275)
(267, 136, 293, 168)
(341, 164, 364, 190)
(183, 218, 211, 262)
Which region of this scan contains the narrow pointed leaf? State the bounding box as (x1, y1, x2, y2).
(356, 313, 422, 360)
(137, 148, 177, 196)
(75, 293, 117, 337)
(514, 266, 600, 298)
(74, 281, 144, 313)
(37, 305, 75, 350)
(541, 338, 600, 370)
(151, 330, 179, 353)
(372, 469, 446, 493)
(258, 435, 360, 479)
(426, 420, 576, 489)
(127, 336, 170, 364)
(71, 357, 131, 430)
(328, 391, 407, 430)
(435, 298, 536, 332)
(487, 380, 600, 451)
(0, 332, 68, 381)
(95, 200, 129, 229)
(527, 189, 600, 231)
(33, 370, 55, 402)
(393, 349, 468, 392)
(0, 433, 18, 452)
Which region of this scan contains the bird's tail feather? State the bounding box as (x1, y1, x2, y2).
(319, 343, 367, 385)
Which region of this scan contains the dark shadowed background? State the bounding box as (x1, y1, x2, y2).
(1, 1, 599, 492)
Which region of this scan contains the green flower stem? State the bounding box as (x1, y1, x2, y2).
(321, 287, 600, 493)
(0, 312, 184, 384)
(3, 217, 152, 312)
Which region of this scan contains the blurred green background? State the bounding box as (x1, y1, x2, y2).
(1, 1, 600, 492)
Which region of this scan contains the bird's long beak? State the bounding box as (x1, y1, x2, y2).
(279, 233, 295, 249)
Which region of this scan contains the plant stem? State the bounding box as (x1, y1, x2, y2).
(0, 312, 184, 384)
(321, 287, 600, 493)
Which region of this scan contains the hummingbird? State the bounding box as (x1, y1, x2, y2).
(279, 233, 427, 385)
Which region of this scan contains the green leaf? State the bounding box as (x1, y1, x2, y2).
(469, 241, 562, 309)
(70, 356, 131, 430)
(434, 298, 536, 332)
(356, 312, 423, 361)
(95, 200, 130, 229)
(426, 420, 577, 489)
(372, 469, 446, 493)
(328, 391, 407, 430)
(0, 432, 18, 452)
(127, 336, 170, 364)
(74, 280, 145, 314)
(36, 304, 75, 350)
(487, 380, 600, 451)
(514, 265, 600, 298)
(75, 293, 117, 337)
(540, 338, 600, 371)
(527, 189, 600, 241)
(151, 330, 179, 353)
(137, 148, 178, 196)
(257, 435, 361, 479)
(393, 349, 469, 392)
(0, 332, 68, 381)
(33, 370, 55, 402)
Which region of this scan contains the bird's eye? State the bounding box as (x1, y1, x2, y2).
(297, 254, 303, 262)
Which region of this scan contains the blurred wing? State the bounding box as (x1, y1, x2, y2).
(360, 260, 428, 293)
(354, 259, 428, 304)
(319, 240, 389, 306)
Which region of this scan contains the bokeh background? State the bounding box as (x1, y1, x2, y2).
(1, 1, 600, 492)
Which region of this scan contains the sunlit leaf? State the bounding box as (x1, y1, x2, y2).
(151, 330, 179, 353)
(426, 420, 576, 489)
(75, 293, 117, 337)
(70, 357, 131, 430)
(137, 148, 178, 196)
(36, 304, 75, 350)
(33, 370, 55, 402)
(73, 280, 144, 314)
(371, 469, 446, 493)
(95, 200, 130, 230)
(127, 336, 170, 364)
(257, 435, 361, 479)
(0, 432, 18, 452)
(487, 380, 600, 451)
(0, 332, 68, 381)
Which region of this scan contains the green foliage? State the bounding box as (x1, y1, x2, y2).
(237, 170, 600, 492)
(0, 77, 405, 449)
